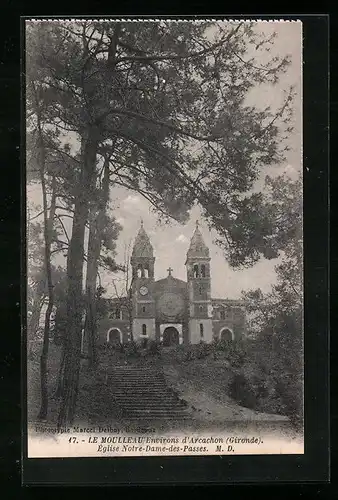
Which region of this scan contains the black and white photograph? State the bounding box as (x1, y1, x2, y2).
(25, 18, 304, 458)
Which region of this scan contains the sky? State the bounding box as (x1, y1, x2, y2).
(27, 20, 302, 300)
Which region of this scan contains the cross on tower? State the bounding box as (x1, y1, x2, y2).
(167, 266, 173, 276)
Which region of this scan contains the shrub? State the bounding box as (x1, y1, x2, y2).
(123, 341, 140, 358)
(233, 347, 303, 421)
(181, 343, 212, 362)
(230, 344, 246, 369)
(183, 347, 195, 362)
(217, 338, 232, 352)
(147, 340, 161, 356)
(196, 341, 211, 359)
(274, 374, 303, 422)
(213, 339, 247, 368)
(229, 373, 257, 409)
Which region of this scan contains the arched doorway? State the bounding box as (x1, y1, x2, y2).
(162, 326, 180, 347)
(220, 328, 234, 342)
(107, 328, 122, 346)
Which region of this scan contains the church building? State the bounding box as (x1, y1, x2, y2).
(98, 221, 246, 346)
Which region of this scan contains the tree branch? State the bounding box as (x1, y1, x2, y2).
(55, 214, 70, 243)
(28, 210, 45, 222)
(114, 25, 242, 64)
(99, 107, 226, 142)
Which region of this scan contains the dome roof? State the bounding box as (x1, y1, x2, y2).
(131, 221, 154, 259)
(186, 221, 209, 259)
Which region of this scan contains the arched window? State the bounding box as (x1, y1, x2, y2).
(142, 324, 147, 336)
(201, 264, 206, 277)
(193, 264, 199, 278)
(137, 265, 142, 278)
(200, 323, 204, 339)
(144, 268, 149, 278)
(199, 286, 203, 295)
(142, 305, 146, 313)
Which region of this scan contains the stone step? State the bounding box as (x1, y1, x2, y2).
(113, 395, 172, 398)
(112, 376, 165, 378)
(110, 376, 165, 380)
(122, 408, 188, 414)
(109, 371, 164, 374)
(123, 409, 189, 413)
(112, 392, 180, 398)
(125, 417, 191, 421)
(123, 412, 189, 418)
(113, 383, 166, 388)
(112, 392, 174, 395)
(115, 403, 185, 408)
(118, 401, 186, 408)
(112, 390, 169, 394)
(109, 370, 164, 373)
(107, 373, 164, 380)
(110, 382, 167, 386)
(111, 381, 167, 386)
(118, 407, 187, 413)
(112, 388, 168, 392)
(113, 400, 185, 406)
(114, 390, 169, 393)
(110, 378, 165, 382)
(110, 366, 161, 369)
(111, 376, 165, 379)
(113, 395, 182, 400)
(107, 367, 187, 421)
(113, 399, 184, 405)
(109, 369, 164, 372)
(111, 388, 170, 393)
(113, 402, 184, 407)
(112, 388, 173, 393)
(111, 378, 167, 382)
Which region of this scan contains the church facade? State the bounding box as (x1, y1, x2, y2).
(98, 222, 246, 346)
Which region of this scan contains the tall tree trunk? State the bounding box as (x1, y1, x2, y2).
(28, 281, 46, 357)
(37, 173, 56, 420)
(84, 158, 110, 369)
(57, 25, 120, 427)
(57, 132, 99, 428)
(54, 339, 66, 398)
(54, 241, 72, 397)
(30, 79, 57, 421)
(83, 219, 100, 369)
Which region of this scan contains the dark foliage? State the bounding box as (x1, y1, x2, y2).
(229, 373, 257, 409)
(146, 340, 161, 356)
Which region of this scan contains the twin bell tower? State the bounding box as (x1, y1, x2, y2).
(129, 220, 213, 345)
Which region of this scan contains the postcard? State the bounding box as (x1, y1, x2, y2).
(25, 18, 304, 459)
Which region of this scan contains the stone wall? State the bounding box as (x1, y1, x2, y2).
(132, 318, 156, 342)
(97, 317, 130, 344)
(189, 318, 213, 344)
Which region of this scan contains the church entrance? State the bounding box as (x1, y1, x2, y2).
(107, 328, 122, 346)
(220, 328, 234, 342)
(162, 326, 180, 347)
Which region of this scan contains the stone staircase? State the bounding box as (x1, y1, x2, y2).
(107, 366, 190, 421)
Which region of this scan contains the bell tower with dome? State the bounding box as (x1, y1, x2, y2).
(130, 220, 156, 341)
(185, 221, 213, 343)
